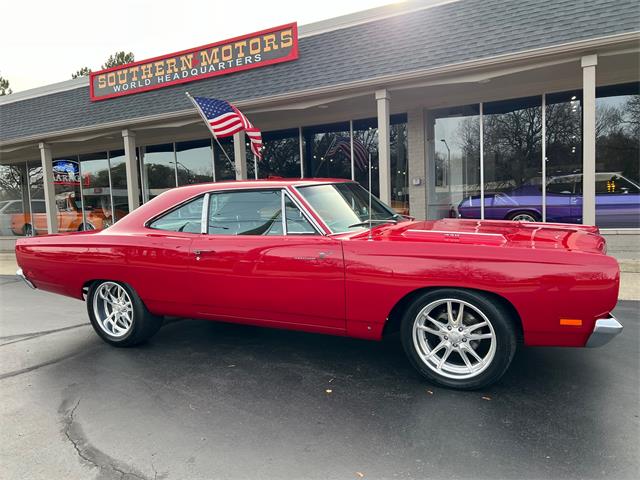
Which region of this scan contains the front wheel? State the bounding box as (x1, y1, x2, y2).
(401, 289, 517, 390)
(87, 280, 162, 347)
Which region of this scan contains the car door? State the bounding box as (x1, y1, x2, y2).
(190, 188, 346, 333)
(545, 175, 579, 223)
(129, 194, 204, 317)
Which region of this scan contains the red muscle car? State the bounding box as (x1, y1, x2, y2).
(15, 179, 622, 389)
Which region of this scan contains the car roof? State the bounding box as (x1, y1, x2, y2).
(171, 178, 354, 195)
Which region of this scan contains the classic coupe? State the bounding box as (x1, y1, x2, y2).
(15, 179, 622, 389)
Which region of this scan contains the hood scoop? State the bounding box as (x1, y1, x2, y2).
(402, 229, 507, 246)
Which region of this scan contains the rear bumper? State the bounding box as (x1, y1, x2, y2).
(586, 315, 623, 347)
(16, 268, 36, 289)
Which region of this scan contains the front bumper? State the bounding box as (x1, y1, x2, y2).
(16, 268, 36, 289)
(585, 315, 623, 347)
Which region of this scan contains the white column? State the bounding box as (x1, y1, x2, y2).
(581, 54, 597, 225)
(38, 142, 58, 234)
(122, 129, 140, 211)
(376, 89, 391, 204)
(407, 109, 427, 219)
(233, 131, 248, 180)
(425, 111, 436, 219)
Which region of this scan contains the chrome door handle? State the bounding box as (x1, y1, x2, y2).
(194, 249, 215, 255)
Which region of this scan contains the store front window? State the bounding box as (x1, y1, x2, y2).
(257, 128, 301, 178)
(303, 122, 352, 179)
(214, 137, 236, 181)
(391, 116, 409, 215)
(79, 152, 114, 230)
(108, 150, 130, 218)
(52, 156, 84, 233)
(28, 163, 46, 235)
(595, 83, 640, 228)
(0, 163, 30, 236)
(142, 144, 175, 201)
(482, 96, 543, 222)
(432, 105, 481, 220)
(352, 118, 379, 197)
(545, 91, 583, 223)
(176, 139, 214, 186)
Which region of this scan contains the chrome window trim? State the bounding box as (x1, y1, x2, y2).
(202, 186, 324, 237)
(281, 190, 288, 235)
(292, 181, 396, 235)
(201, 192, 210, 234)
(143, 184, 328, 236)
(282, 188, 324, 236)
(290, 185, 335, 234)
(143, 193, 206, 232)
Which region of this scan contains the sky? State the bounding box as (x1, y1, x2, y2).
(2, 0, 399, 93)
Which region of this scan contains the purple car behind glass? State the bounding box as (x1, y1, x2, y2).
(457, 172, 640, 228)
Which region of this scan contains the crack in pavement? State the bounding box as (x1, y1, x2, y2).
(0, 323, 90, 346)
(0, 350, 90, 381)
(61, 398, 162, 480)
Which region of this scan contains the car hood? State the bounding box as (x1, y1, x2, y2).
(350, 218, 606, 254)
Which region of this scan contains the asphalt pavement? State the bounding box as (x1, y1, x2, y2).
(1, 275, 638, 480)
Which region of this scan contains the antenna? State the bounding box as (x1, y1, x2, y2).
(368, 152, 373, 242)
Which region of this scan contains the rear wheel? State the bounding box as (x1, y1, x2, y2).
(87, 281, 162, 347)
(400, 289, 516, 390)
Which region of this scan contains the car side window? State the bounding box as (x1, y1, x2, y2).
(208, 190, 282, 235)
(266, 196, 317, 236)
(149, 196, 204, 233)
(596, 175, 640, 195)
(547, 177, 576, 195)
(5, 202, 23, 214)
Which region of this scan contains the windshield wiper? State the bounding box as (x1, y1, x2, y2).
(348, 219, 398, 228)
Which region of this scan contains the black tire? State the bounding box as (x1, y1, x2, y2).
(400, 289, 517, 390)
(87, 280, 162, 347)
(507, 210, 540, 222)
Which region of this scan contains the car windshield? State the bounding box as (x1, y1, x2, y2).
(297, 182, 399, 233)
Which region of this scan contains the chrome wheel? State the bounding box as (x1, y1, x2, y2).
(92, 282, 133, 337)
(510, 212, 537, 222)
(412, 299, 496, 380)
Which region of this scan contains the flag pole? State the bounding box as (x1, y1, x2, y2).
(185, 92, 238, 176)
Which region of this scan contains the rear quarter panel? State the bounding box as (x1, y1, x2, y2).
(15, 231, 195, 317)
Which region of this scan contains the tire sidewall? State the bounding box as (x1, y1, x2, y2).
(401, 289, 516, 390)
(87, 280, 148, 346)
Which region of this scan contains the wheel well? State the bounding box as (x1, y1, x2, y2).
(507, 209, 540, 221)
(81, 279, 103, 300)
(382, 286, 524, 343)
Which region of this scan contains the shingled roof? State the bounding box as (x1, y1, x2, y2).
(1, 0, 639, 143)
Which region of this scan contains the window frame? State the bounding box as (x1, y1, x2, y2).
(144, 187, 324, 236)
(146, 194, 206, 234)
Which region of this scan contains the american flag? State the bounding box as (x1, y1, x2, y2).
(192, 96, 263, 159)
(325, 136, 369, 170)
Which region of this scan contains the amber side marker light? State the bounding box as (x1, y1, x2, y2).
(560, 319, 583, 326)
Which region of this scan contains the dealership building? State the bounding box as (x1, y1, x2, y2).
(0, 0, 638, 246)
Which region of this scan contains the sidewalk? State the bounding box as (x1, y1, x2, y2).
(2, 251, 638, 300)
